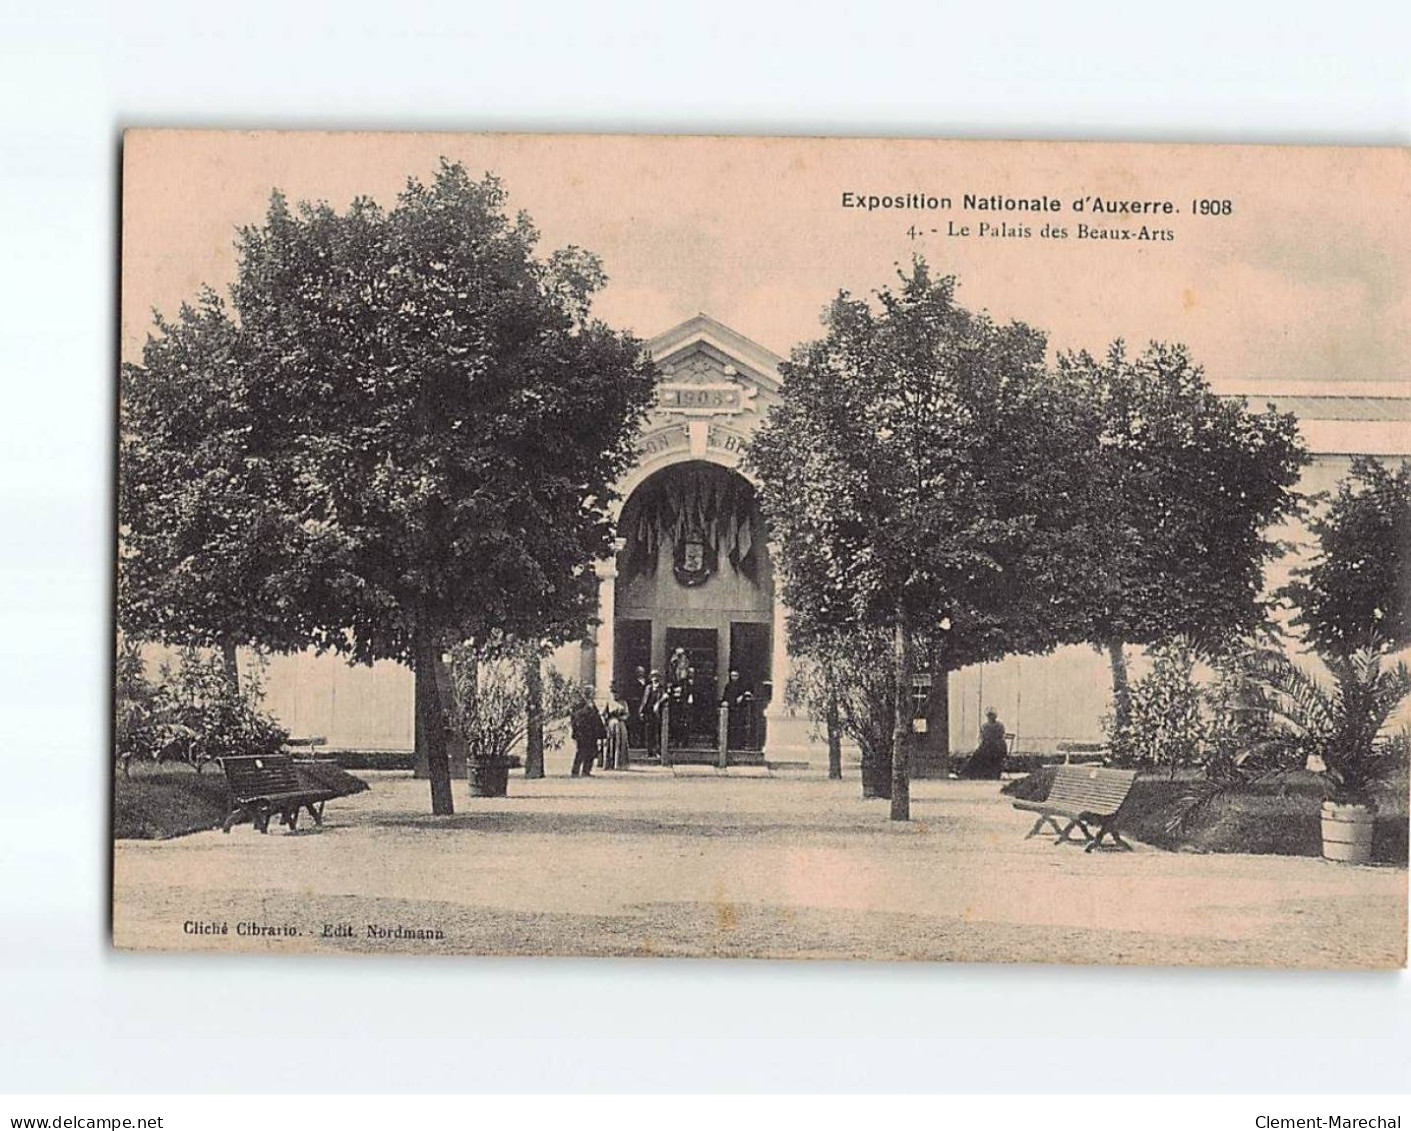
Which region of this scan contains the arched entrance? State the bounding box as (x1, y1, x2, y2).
(612, 460, 773, 754)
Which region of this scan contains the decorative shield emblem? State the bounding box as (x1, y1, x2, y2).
(673, 521, 713, 586)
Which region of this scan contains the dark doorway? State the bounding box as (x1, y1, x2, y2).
(613, 618, 651, 698)
(664, 627, 718, 747)
(728, 622, 771, 751)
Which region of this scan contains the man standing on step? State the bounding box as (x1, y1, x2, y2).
(627, 665, 649, 749)
(641, 670, 666, 761)
(719, 667, 754, 751)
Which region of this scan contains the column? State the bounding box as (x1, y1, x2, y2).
(593, 558, 617, 704)
(762, 586, 792, 759)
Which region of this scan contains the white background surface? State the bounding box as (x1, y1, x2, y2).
(1, 0, 1408, 1094)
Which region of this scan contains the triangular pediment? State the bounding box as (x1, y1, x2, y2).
(646, 314, 783, 398)
(620, 316, 781, 498)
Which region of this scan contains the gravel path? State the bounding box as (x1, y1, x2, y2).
(112, 768, 1408, 968)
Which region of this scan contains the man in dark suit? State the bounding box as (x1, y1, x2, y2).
(640, 671, 666, 760)
(627, 665, 648, 748)
(719, 668, 755, 750)
(570, 691, 607, 777)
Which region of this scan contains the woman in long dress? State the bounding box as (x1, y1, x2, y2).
(605, 696, 631, 770)
(962, 707, 1008, 779)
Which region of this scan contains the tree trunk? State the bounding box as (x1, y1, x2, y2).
(1107, 638, 1131, 731)
(413, 624, 455, 816)
(928, 665, 950, 778)
(860, 745, 892, 798)
(890, 612, 913, 821)
(220, 640, 240, 694)
(524, 649, 545, 779)
(460, 653, 479, 762)
(824, 669, 843, 780)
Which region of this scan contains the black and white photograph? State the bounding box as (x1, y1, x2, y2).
(6, 0, 1411, 1116)
(111, 131, 1409, 968)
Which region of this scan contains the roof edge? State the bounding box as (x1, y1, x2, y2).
(645, 313, 785, 389)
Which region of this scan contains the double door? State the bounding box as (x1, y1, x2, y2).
(614, 618, 770, 750)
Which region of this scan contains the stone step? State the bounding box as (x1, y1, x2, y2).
(631, 748, 768, 767)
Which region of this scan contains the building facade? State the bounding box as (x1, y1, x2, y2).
(576, 315, 790, 758)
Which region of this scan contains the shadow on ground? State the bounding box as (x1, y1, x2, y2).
(358, 802, 967, 841)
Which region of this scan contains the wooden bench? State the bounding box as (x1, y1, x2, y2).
(1055, 740, 1109, 765)
(220, 753, 338, 834)
(1012, 765, 1138, 852)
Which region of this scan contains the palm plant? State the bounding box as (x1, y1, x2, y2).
(1243, 643, 1411, 804)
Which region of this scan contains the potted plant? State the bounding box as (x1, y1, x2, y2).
(1246, 644, 1410, 863)
(449, 638, 576, 798)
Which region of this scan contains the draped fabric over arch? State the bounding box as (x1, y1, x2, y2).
(619, 461, 764, 585)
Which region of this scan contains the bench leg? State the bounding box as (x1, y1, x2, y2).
(252, 804, 272, 834)
(1054, 819, 1092, 846)
(306, 801, 324, 827)
(1025, 814, 1064, 840)
(1086, 822, 1133, 852)
(221, 806, 247, 834)
(284, 806, 299, 832)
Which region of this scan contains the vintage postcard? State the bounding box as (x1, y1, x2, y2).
(115, 131, 1409, 966)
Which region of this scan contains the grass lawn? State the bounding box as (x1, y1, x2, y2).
(113, 759, 369, 839)
(1003, 765, 1409, 864)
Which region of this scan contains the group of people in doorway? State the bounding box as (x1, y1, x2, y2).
(567, 669, 1009, 780)
(567, 658, 759, 777)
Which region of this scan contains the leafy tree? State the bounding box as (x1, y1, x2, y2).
(114, 642, 287, 776)
(752, 260, 1092, 819)
(122, 161, 657, 814)
(786, 624, 896, 797)
(1282, 457, 1411, 658)
(1058, 342, 1308, 727)
(119, 293, 310, 687)
(1104, 637, 1204, 778)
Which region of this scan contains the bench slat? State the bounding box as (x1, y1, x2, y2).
(222, 754, 330, 804)
(1030, 766, 1137, 817)
(1013, 765, 1138, 851)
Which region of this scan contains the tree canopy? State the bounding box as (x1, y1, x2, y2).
(753, 261, 1314, 817)
(1058, 340, 1309, 657)
(1057, 341, 1308, 726)
(120, 160, 658, 812)
(1281, 456, 1411, 657)
(750, 259, 1092, 818)
(118, 290, 311, 677)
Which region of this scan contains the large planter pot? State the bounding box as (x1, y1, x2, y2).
(1321, 800, 1376, 864)
(467, 757, 520, 799)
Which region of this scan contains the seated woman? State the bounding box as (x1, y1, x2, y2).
(961, 708, 1008, 779)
